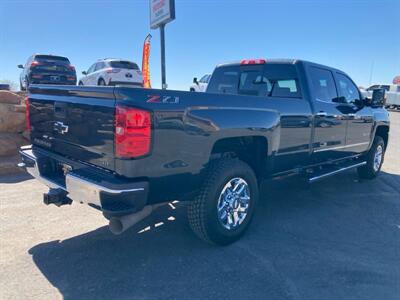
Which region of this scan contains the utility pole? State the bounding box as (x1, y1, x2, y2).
(160, 24, 167, 89)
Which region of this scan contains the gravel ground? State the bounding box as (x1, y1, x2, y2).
(1, 112, 399, 300)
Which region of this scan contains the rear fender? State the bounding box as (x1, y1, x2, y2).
(184, 107, 281, 156)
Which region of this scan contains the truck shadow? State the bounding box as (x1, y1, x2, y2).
(28, 170, 400, 300)
(0, 172, 32, 184)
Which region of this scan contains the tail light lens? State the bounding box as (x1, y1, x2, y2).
(68, 65, 76, 72)
(30, 61, 41, 67)
(115, 106, 151, 158)
(25, 97, 31, 132)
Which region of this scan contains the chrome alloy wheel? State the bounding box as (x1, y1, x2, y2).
(217, 177, 251, 230)
(373, 145, 383, 172)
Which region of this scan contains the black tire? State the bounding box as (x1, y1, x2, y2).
(187, 158, 259, 245)
(25, 77, 29, 90)
(190, 88, 195, 92)
(357, 136, 385, 179)
(98, 78, 106, 86)
(78, 81, 84, 86)
(20, 80, 25, 91)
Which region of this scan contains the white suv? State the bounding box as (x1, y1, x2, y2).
(78, 59, 143, 87)
(190, 74, 211, 92)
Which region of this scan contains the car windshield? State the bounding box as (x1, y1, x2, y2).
(110, 61, 139, 70)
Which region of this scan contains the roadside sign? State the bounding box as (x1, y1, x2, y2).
(150, 0, 175, 29)
(393, 76, 400, 85)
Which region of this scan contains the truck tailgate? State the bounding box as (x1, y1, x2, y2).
(28, 85, 116, 171)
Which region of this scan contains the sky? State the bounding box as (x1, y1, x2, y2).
(0, 0, 399, 91)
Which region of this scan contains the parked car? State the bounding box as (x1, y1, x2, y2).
(361, 84, 400, 109)
(18, 54, 76, 90)
(0, 84, 10, 90)
(78, 59, 143, 87)
(20, 58, 389, 245)
(190, 74, 211, 92)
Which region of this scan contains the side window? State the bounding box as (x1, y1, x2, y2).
(94, 62, 105, 72)
(87, 64, 96, 74)
(309, 67, 337, 102)
(199, 75, 208, 83)
(336, 73, 360, 103)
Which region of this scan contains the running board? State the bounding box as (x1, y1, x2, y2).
(308, 161, 366, 183)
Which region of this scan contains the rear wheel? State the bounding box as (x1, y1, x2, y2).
(98, 78, 106, 86)
(78, 81, 84, 86)
(357, 136, 385, 179)
(187, 158, 258, 245)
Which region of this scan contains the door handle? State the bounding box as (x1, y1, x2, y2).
(316, 111, 328, 117)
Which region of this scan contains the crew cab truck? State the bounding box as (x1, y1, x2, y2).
(19, 59, 390, 245)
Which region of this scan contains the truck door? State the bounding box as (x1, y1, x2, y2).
(335, 72, 373, 154)
(308, 66, 348, 161)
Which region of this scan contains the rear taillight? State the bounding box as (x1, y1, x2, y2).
(25, 97, 31, 132)
(30, 61, 41, 67)
(115, 106, 151, 158)
(106, 68, 121, 73)
(68, 65, 76, 72)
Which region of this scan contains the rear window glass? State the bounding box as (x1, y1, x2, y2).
(207, 64, 301, 98)
(308, 67, 337, 102)
(110, 61, 139, 70)
(35, 55, 70, 63)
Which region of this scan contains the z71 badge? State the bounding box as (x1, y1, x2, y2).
(147, 95, 180, 104)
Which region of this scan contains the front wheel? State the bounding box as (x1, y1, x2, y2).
(187, 159, 258, 245)
(98, 78, 106, 86)
(357, 136, 385, 179)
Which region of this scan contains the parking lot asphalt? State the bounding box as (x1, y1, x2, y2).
(0, 112, 399, 300)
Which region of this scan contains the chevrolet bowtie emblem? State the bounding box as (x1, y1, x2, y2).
(54, 121, 69, 134)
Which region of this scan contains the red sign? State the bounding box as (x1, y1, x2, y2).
(393, 76, 400, 85)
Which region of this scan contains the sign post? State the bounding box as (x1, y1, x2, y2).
(150, 0, 175, 89)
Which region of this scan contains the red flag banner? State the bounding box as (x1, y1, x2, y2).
(142, 34, 152, 88)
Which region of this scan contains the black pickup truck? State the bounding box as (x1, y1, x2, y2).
(20, 59, 390, 245)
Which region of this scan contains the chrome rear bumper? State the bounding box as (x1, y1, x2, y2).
(19, 146, 148, 215)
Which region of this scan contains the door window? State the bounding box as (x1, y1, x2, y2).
(309, 67, 338, 102)
(87, 64, 96, 74)
(336, 73, 360, 104)
(94, 62, 105, 72)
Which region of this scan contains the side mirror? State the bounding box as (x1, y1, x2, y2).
(354, 98, 365, 106)
(82, 71, 87, 75)
(193, 77, 198, 85)
(371, 88, 386, 107)
(17, 64, 24, 69)
(332, 96, 346, 103)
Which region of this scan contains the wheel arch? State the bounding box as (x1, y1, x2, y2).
(209, 136, 269, 179)
(374, 125, 389, 149)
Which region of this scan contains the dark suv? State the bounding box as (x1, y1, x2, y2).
(18, 54, 76, 90)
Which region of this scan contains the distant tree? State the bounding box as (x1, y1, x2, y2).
(0, 79, 19, 91)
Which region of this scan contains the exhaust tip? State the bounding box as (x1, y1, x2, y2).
(109, 218, 124, 235)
